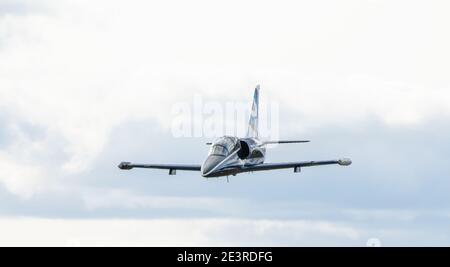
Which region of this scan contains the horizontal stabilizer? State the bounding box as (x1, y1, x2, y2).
(262, 140, 310, 145)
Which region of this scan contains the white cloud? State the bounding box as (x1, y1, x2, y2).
(343, 208, 418, 222)
(0, 153, 44, 198)
(0, 217, 361, 246)
(0, 123, 49, 198)
(0, 0, 449, 198)
(81, 188, 239, 213)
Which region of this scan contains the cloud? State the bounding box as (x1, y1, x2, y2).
(0, 0, 450, 199)
(81, 188, 239, 213)
(0, 0, 47, 17)
(0, 153, 44, 198)
(343, 209, 417, 222)
(0, 0, 450, 246)
(0, 217, 360, 246)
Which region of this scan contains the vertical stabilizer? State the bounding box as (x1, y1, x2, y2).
(246, 85, 260, 138)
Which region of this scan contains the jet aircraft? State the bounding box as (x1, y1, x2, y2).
(119, 85, 352, 177)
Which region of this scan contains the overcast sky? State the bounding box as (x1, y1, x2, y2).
(0, 0, 450, 246)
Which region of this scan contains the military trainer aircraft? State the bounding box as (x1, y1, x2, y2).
(118, 85, 352, 177)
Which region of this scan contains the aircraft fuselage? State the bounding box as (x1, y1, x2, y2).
(201, 136, 265, 178)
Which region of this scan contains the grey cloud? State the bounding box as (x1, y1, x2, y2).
(0, 0, 47, 17)
(1, 114, 450, 245)
(26, 117, 450, 208)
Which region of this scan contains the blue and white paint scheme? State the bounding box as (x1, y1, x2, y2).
(119, 85, 352, 178)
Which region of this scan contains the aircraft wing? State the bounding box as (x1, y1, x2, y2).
(118, 162, 200, 174)
(237, 158, 352, 173)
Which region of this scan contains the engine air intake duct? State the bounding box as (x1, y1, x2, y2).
(237, 140, 250, 159)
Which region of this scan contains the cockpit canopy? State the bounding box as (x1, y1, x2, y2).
(208, 136, 239, 157)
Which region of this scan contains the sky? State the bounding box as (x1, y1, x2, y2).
(0, 0, 450, 246)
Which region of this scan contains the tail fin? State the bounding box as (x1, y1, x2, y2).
(246, 85, 260, 138)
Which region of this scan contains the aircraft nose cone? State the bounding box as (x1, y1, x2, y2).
(201, 155, 225, 176)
